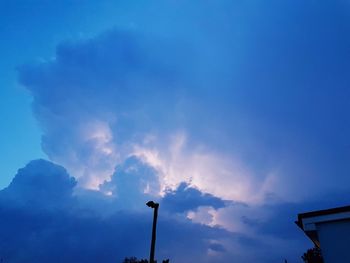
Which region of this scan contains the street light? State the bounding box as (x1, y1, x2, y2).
(146, 200, 159, 263)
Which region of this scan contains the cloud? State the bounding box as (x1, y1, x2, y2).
(18, 27, 271, 205)
(0, 158, 328, 263)
(132, 132, 265, 204)
(19, 9, 348, 202)
(161, 182, 227, 213)
(0, 159, 256, 263)
(0, 160, 217, 262)
(0, 159, 76, 209)
(18, 29, 194, 190)
(3, 152, 350, 263)
(14, 1, 350, 262)
(99, 156, 161, 210)
(18, 16, 350, 205)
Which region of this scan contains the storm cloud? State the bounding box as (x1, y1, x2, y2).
(0, 159, 300, 263)
(0, 159, 234, 262)
(18, 1, 350, 203)
(11, 0, 350, 262)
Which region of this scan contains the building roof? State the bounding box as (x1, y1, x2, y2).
(298, 205, 350, 222)
(296, 205, 350, 247)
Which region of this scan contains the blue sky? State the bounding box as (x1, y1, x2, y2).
(1, 1, 350, 262)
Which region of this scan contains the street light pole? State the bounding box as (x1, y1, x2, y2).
(146, 201, 159, 263)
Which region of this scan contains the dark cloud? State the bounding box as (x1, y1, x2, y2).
(0, 205, 235, 263)
(0, 160, 235, 263)
(3, 157, 349, 262)
(0, 159, 76, 209)
(161, 182, 227, 213)
(18, 29, 190, 136)
(100, 156, 161, 210)
(208, 242, 226, 253)
(1, 159, 325, 263)
(250, 191, 350, 240)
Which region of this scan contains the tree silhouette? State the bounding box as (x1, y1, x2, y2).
(122, 258, 169, 263)
(302, 247, 324, 263)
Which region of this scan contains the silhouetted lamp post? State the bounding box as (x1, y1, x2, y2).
(146, 200, 159, 263)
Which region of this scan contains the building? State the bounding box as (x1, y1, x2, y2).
(296, 205, 350, 263)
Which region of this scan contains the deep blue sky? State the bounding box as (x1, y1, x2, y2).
(0, 1, 350, 262)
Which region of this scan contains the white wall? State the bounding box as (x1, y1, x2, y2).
(317, 219, 350, 263)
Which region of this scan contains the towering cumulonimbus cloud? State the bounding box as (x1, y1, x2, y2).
(18, 28, 266, 202)
(17, 0, 350, 252)
(9, 1, 350, 262)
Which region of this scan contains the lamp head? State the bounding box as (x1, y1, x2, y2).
(146, 200, 159, 208)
